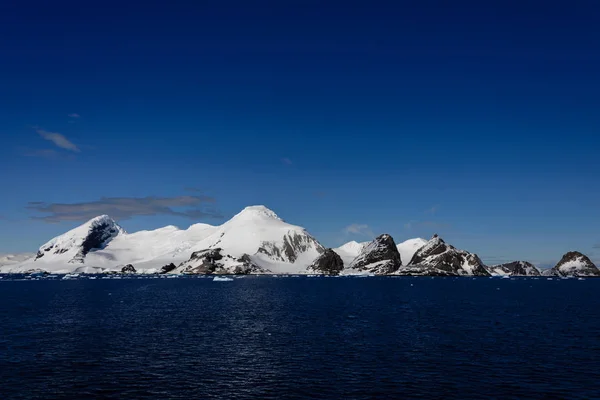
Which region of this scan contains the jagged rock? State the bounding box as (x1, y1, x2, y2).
(160, 263, 177, 274)
(257, 231, 324, 262)
(403, 235, 489, 276)
(121, 264, 136, 274)
(488, 261, 540, 276)
(551, 251, 600, 277)
(349, 234, 402, 274)
(179, 248, 264, 274)
(308, 249, 344, 275)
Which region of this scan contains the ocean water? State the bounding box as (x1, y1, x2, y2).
(1, 275, 599, 399)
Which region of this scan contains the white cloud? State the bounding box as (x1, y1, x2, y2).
(68, 113, 80, 118)
(35, 128, 80, 152)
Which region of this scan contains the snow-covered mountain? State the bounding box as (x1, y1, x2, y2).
(550, 251, 600, 277)
(3, 206, 597, 277)
(348, 234, 402, 275)
(487, 261, 541, 276)
(32, 215, 124, 266)
(6, 205, 323, 274)
(174, 206, 324, 274)
(399, 234, 489, 276)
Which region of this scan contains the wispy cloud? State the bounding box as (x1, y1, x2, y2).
(343, 223, 374, 237)
(593, 243, 600, 249)
(425, 205, 440, 215)
(35, 128, 80, 152)
(68, 113, 80, 118)
(281, 157, 293, 165)
(27, 195, 222, 223)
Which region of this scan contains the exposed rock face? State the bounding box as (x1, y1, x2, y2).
(121, 264, 136, 274)
(402, 235, 490, 276)
(307, 249, 344, 275)
(257, 231, 324, 263)
(551, 252, 600, 277)
(160, 263, 177, 274)
(349, 234, 402, 275)
(34, 215, 123, 264)
(488, 261, 540, 276)
(178, 248, 265, 274)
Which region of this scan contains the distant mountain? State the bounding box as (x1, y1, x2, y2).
(0, 253, 34, 268)
(348, 234, 402, 275)
(400, 234, 489, 276)
(487, 261, 541, 276)
(334, 241, 368, 267)
(397, 238, 427, 267)
(2, 206, 596, 278)
(550, 251, 600, 277)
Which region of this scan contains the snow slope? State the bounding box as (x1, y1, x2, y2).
(396, 238, 427, 265)
(334, 241, 367, 267)
(0, 253, 34, 268)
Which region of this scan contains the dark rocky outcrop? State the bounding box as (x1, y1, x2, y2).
(349, 234, 402, 275)
(488, 261, 540, 276)
(551, 251, 600, 277)
(179, 248, 264, 274)
(307, 249, 344, 275)
(121, 264, 136, 274)
(403, 235, 489, 276)
(160, 263, 177, 274)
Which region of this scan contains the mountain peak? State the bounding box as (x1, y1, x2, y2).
(232, 205, 282, 221)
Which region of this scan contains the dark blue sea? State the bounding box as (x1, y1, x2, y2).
(1, 275, 599, 399)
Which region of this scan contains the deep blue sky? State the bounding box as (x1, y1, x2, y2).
(1, 0, 599, 267)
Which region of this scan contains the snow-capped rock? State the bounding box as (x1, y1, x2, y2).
(34, 215, 124, 265)
(307, 249, 344, 275)
(177, 248, 264, 274)
(401, 234, 489, 276)
(349, 234, 402, 275)
(121, 264, 136, 274)
(551, 251, 600, 277)
(487, 261, 541, 276)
